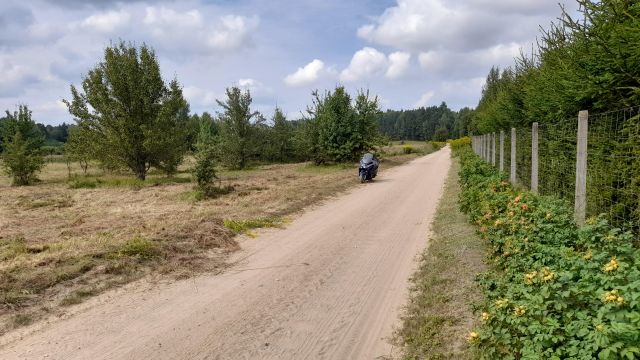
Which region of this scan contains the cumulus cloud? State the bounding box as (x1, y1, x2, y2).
(143, 6, 258, 52)
(81, 10, 131, 32)
(358, 0, 560, 52)
(418, 43, 521, 78)
(208, 15, 259, 50)
(340, 47, 388, 82)
(386, 51, 410, 79)
(183, 86, 221, 107)
(415, 91, 435, 108)
(143, 6, 203, 29)
(284, 59, 325, 87)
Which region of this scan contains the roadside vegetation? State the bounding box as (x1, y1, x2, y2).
(395, 142, 485, 359)
(457, 144, 640, 359)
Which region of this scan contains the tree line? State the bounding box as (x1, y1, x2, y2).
(470, 0, 640, 132)
(0, 41, 385, 193)
(377, 103, 473, 141)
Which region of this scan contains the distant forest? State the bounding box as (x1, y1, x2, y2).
(3, 102, 474, 151)
(377, 102, 473, 141)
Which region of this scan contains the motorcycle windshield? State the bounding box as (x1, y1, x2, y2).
(360, 153, 374, 167)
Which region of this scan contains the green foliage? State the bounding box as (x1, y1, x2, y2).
(433, 127, 449, 142)
(114, 236, 159, 260)
(402, 145, 415, 154)
(378, 102, 468, 140)
(64, 41, 189, 180)
(216, 87, 261, 169)
(0, 105, 45, 185)
(223, 217, 283, 234)
(264, 107, 295, 162)
(64, 125, 95, 174)
(456, 145, 640, 359)
(449, 137, 472, 152)
(191, 118, 226, 199)
(306, 87, 383, 163)
(473, 1, 640, 131)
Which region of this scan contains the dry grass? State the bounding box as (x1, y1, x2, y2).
(0, 145, 436, 334)
(394, 158, 486, 359)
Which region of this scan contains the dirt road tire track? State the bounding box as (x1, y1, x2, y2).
(0, 147, 451, 360)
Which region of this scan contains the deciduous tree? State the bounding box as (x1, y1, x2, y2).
(64, 41, 189, 180)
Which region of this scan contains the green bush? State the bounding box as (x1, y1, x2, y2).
(449, 137, 471, 152)
(402, 145, 415, 154)
(455, 145, 640, 359)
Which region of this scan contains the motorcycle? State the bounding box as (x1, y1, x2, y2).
(358, 153, 379, 183)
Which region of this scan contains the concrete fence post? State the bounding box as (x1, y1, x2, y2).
(482, 134, 486, 161)
(486, 134, 490, 162)
(510, 128, 517, 184)
(531, 122, 539, 193)
(575, 111, 589, 226)
(491, 132, 496, 166)
(499, 130, 505, 172)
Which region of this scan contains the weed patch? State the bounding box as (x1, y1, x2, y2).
(114, 237, 159, 260)
(223, 217, 284, 234)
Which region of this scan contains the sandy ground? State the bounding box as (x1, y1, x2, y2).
(0, 147, 451, 360)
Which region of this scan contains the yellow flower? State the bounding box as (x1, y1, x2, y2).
(495, 299, 509, 308)
(494, 219, 503, 226)
(467, 331, 480, 344)
(545, 213, 552, 220)
(542, 267, 555, 282)
(583, 250, 593, 260)
(602, 290, 624, 305)
(513, 306, 526, 317)
(602, 256, 619, 272)
(596, 324, 605, 332)
(481, 312, 490, 322)
(524, 271, 538, 285)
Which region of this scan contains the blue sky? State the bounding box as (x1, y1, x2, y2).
(0, 0, 575, 125)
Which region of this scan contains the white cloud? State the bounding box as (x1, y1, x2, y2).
(81, 10, 131, 32)
(418, 43, 522, 78)
(239, 78, 258, 88)
(415, 91, 435, 108)
(143, 7, 202, 29)
(207, 15, 259, 50)
(386, 51, 410, 79)
(284, 59, 325, 87)
(183, 86, 221, 107)
(357, 0, 560, 52)
(340, 47, 388, 82)
(143, 7, 257, 52)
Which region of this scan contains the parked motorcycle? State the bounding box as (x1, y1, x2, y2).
(358, 153, 379, 183)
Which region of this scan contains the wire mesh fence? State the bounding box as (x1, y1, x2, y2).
(472, 106, 640, 233)
(587, 106, 640, 233)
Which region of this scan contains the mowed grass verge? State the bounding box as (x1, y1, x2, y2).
(0, 142, 438, 334)
(394, 157, 486, 359)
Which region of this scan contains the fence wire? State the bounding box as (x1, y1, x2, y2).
(538, 121, 577, 204)
(473, 105, 640, 233)
(587, 106, 640, 233)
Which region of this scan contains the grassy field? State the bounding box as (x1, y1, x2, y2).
(394, 157, 486, 359)
(0, 142, 437, 334)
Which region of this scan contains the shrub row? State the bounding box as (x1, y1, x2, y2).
(456, 146, 640, 359)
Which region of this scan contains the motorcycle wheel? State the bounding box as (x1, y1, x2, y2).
(360, 173, 367, 183)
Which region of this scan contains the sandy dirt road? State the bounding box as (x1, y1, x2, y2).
(0, 147, 451, 360)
